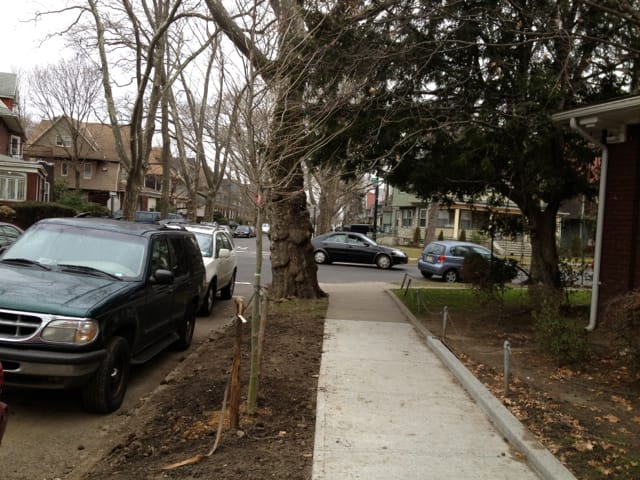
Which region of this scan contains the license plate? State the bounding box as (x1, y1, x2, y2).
(427, 255, 433, 262)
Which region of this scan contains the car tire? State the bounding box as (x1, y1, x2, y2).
(314, 250, 329, 264)
(220, 270, 236, 300)
(198, 280, 216, 316)
(376, 254, 392, 269)
(175, 303, 196, 351)
(81, 336, 130, 414)
(421, 271, 433, 279)
(443, 269, 459, 283)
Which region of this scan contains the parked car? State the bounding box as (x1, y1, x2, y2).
(184, 224, 238, 316)
(233, 225, 255, 238)
(219, 225, 234, 236)
(418, 240, 521, 283)
(261, 223, 270, 236)
(312, 231, 408, 269)
(134, 210, 161, 224)
(0, 217, 205, 413)
(0, 222, 22, 248)
(0, 361, 7, 446)
(339, 224, 378, 236)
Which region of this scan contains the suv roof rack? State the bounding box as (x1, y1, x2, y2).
(158, 220, 188, 230)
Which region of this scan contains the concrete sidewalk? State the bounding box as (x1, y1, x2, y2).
(311, 282, 576, 480)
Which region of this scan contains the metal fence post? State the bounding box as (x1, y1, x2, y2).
(503, 340, 511, 397)
(442, 306, 448, 340)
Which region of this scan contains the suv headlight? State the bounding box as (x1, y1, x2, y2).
(41, 319, 99, 345)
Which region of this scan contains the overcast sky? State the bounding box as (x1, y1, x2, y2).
(0, 2, 74, 74)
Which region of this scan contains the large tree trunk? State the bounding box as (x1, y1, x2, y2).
(207, 0, 324, 299)
(269, 165, 324, 299)
(528, 206, 562, 289)
(264, 2, 324, 299)
(122, 168, 142, 220)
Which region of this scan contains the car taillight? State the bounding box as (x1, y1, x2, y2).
(437, 255, 445, 263)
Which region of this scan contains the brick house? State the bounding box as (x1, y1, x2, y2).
(553, 95, 640, 328)
(0, 72, 49, 204)
(24, 117, 127, 210)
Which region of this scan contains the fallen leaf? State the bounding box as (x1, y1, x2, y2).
(603, 414, 621, 423)
(611, 395, 633, 412)
(574, 440, 594, 452)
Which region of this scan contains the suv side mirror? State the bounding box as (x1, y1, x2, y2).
(151, 269, 174, 284)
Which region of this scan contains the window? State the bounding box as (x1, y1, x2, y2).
(401, 208, 413, 227)
(83, 162, 93, 179)
(0, 173, 26, 201)
(9, 136, 21, 158)
(460, 210, 472, 230)
(329, 233, 348, 243)
(61, 162, 69, 177)
(150, 238, 170, 272)
(216, 232, 233, 256)
(418, 208, 427, 227)
(436, 210, 454, 228)
(56, 134, 71, 147)
(169, 237, 189, 276)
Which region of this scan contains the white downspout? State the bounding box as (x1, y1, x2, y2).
(569, 118, 607, 331)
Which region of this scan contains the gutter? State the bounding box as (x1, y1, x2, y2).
(568, 118, 606, 331)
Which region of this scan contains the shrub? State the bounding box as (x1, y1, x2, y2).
(0, 205, 16, 222)
(470, 231, 485, 245)
(12, 202, 77, 229)
(438, 230, 444, 240)
(80, 203, 111, 217)
(533, 294, 589, 366)
(463, 253, 518, 304)
(458, 229, 466, 241)
(412, 226, 421, 246)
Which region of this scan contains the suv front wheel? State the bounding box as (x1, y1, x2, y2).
(175, 303, 196, 351)
(82, 336, 130, 414)
(220, 271, 236, 300)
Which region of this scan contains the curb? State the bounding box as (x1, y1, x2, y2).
(385, 289, 577, 480)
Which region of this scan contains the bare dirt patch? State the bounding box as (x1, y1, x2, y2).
(417, 300, 640, 480)
(84, 298, 327, 480)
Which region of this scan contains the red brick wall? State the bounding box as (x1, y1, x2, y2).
(599, 124, 640, 308)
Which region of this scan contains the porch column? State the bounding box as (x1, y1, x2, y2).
(453, 208, 461, 239)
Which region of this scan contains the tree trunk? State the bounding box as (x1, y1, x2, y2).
(269, 168, 324, 298)
(528, 206, 562, 289)
(317, 190, 333, 234)
(424, 202, 439, 246)
(204, 189, 216, 222)
(122, 168, 142, 220)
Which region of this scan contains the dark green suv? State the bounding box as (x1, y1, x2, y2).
(0, 217, 205, 413)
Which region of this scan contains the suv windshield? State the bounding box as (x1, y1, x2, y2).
(3, 223, 147, 279)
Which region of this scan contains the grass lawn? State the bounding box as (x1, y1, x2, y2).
(395, 285, 591, 315)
